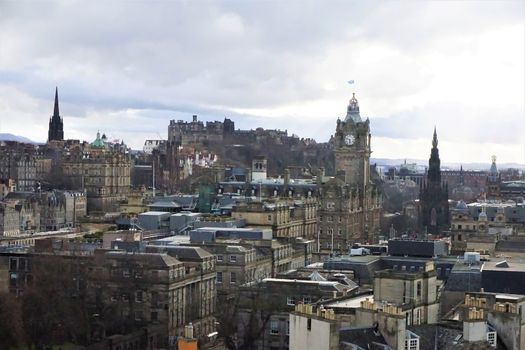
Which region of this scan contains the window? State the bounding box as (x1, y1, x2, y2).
(151, 291, 158, 304)
(287, 296, 296, 306)
(123, 269, 130, 278)
(230, 255, 237, 263)
(9, 258, 17, 271)
(487, 332, 496, 346)
(302, 296, 311, 304)
(307, 318, 312, 331)
(217, 255, 223, 262)
(230, 272, 237, 284)
(150, 311, 158, 321)
(406, 338, 419, 350)
(18, 258, 26, 271)
(270, 320, 279, 334)
(286, 321, 290, 335)
(267, 215, 272, 222)
(9, 273, 17, 287)
(217, 272, 223, 283)
(134, 310, 144, 321)
(136, 291, 143, 302)
(417, 282, 422, 298)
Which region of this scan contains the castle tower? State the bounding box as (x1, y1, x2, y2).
(48, 87, 64, 142)
(418, 128, 449, 234)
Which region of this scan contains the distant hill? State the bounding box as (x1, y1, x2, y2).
(0, 133, 38, 144)
(371, 158, 525, 171)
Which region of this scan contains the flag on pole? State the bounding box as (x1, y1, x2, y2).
(347, 80, 355, 84)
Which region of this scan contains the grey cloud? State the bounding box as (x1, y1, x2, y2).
(0, 0, 522, 161)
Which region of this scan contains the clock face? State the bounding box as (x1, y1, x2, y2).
(344, 134, 355, 146)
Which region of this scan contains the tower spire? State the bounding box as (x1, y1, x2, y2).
(53, 86, 60, 117)
(48, 86, 64, 142)
(432, 127, 438, 148)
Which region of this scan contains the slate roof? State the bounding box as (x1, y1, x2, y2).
(163, 246, 213, 261)
(105, 251, 182, 267)
(339, 327, 388, 349)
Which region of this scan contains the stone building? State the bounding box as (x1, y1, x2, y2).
(418, 128, 449, 234)
(0, 245, 217, 348)
(231, 198, 318, 239)
(317, 93, 382, 251)
(61, 132, 131, 213)
(0, 190, 86, 236)
(372, 263, 439, 326)
(0, 141, 38, 192)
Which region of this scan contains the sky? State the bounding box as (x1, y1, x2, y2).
(0, 0, 524, 165)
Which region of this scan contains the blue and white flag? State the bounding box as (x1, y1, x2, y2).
(347, 80, 355, 84)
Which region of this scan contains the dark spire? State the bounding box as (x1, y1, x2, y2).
(427, 128, 441, 184)
(53, 86, 59, 117)
(48, 87, 64, 142)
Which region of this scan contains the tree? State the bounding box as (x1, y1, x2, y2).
(0, 292, 25, 349)
(216, 271, 281, 350)
(21, 255, 91, 349)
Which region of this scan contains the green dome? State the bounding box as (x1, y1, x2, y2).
(91, 131, 105, 148)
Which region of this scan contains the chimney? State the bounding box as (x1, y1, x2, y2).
(185, 323, 194, 339)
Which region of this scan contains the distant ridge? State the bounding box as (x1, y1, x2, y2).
(371, 158, 525, 171)
(0, 133, 38, 144)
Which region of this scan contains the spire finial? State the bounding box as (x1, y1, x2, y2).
(53, 86, 60, 117)
(432, 127, 438, 148)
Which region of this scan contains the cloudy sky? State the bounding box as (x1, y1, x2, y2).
(0, 0, 523, 165)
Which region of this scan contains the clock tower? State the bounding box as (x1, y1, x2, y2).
(317, 92, 381, 251)
(334, 93, 371, 187)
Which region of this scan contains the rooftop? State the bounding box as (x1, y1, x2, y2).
(325, 293, 374, 309)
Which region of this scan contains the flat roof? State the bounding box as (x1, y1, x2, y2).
(325, 294, 374, 309)
(482, 260, 525, 272)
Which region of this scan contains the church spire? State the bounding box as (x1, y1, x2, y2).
(432, 126, 438, 148)
(53, 86, 60, 117)
(48, 86, 64, 142)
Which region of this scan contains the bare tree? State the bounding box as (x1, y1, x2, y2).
(0, 292, 25, 349)
(216, 270, 280, 350)
(21, 255, 90, 349)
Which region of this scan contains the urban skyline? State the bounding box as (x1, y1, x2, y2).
(0, 0, 523, 164)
